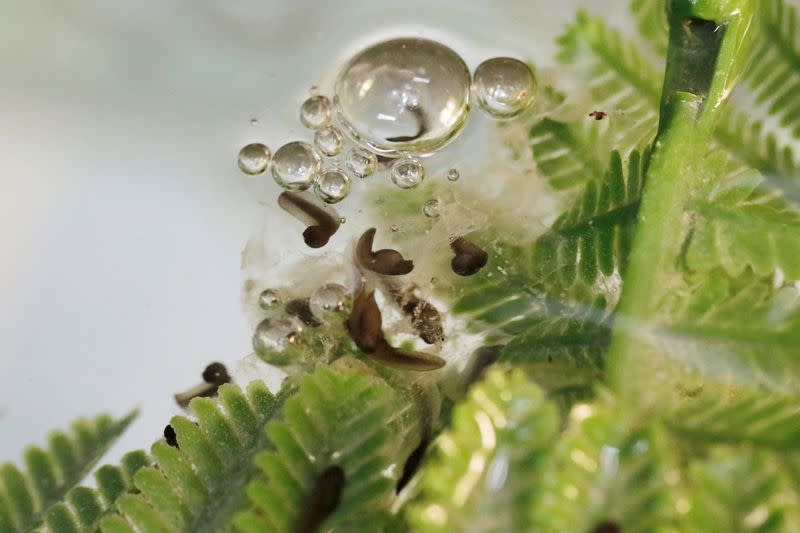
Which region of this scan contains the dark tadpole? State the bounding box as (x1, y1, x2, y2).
(592, 521, 621, 533)
(278, 192, 340, 249)
(357, 228, 414, 275)
(396, 437, 430, 493)
(294, 465, 345, 533)
(286, 298, 323, 327)
(401, 296, 444, 345)
(346, 288, 445, 372)
(450, 237, 489, 276)
(174, 362, 232, 408)
(163, 424, 179, 448)
(386, 105, 429, 143)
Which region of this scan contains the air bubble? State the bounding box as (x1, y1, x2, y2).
(423, 199, 440, 218)
(300, 95, 332, 129)
(446, 168, 460, 182)
(473, 57, 537, 119)
(346, 148, 377, 179)
(335, 38, 471, 156)
(238, 143, 271, 175)
(272, 141, 322, 191)
(252, 315, 303, 355)
(258, 289, 281, 310)
(309, 283, 348, 318)
(314, 169, 351, 204)
(390, 157, 426, 189)
(314, 126, 344, 157)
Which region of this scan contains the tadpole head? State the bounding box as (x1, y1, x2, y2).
(450, 237, 489, 276)
(357, 228, 414, 275)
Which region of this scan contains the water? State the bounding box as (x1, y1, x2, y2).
(314, 126, 344, 157)
(390, 157, 426, 189)
(314, 168, 352, 204)
(258, 288, 282, 311)
(300, 95, 333, 129)
(423, 198, 440, 218)
(271, 141, 322, 191)
(335, 38, 471, 156)
(473, 57, 537, 119)
(237, 143, 271, 175)
(309, 283, 348, 318)
(252, 315, 303, 355)
(346, 147, 377, 179)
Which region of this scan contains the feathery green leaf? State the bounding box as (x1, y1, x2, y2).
(0, 410, 137, 533)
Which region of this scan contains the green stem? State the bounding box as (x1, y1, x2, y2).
(606, 0, 755, 404)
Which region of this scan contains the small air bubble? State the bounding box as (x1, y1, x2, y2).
(314, 126, 344, 157)
(423, 199, 440, 218)
(300, 95, 332, 129)
(310, 283, 348, 317)
(271, 141, 321, 191)
(346, 148, 377, 179)
(473, 57, 537, 119)
(446, 168, 460, 182)
(253, 315, 303, 354)
(390, 157, 425, 189)
(258, 289, 281, 311)
(237, 143, 271, 175)
(339, 216, 347, 224)
(314, 169, 351, 204)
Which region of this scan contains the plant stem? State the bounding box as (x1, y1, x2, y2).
(606, 0, 755, 405)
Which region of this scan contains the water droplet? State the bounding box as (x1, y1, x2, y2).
(390, 157, 425, 189)
(335, 38, 471, 156)
(339, 216, 347, 224)
(272, 141, 322, 191)
(258, 288, 281, 310)
(314, 126, 344, 157)
(423, 199, 440, 218)
(446, 168, 460, 182)
(309, 283, 348, 317)
(252, 315, 303, 354)
(250, 118, 259, 126)
(473, 57, 537, 119)
(300, 95, 332, 129)
(314, 169, 351, 204)
(346, 148, 377, 178)
(238, 143, 271, 175)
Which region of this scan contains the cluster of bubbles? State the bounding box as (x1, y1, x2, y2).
(252, 284, 349, 360)
(237, 37, 537, 208)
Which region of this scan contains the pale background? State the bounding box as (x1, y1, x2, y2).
(0, 1, 629, 464)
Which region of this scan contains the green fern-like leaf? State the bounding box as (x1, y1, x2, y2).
(408, 368, 559, 532)
(557, 10, 661, 153)
(655, 274, 800, 395)
(680, 448, 786, 531)
(748, 0, 800, 139)
(529, 118, 609, 190)
(0, 410, 137, 533)
(97, 381, 282, 533)
(36, 451, 149, 533)
(687, 165, 800, 279)
(630, 0, 669, 56)
(235, 366, 421, 533)
(669, 389, 800, 449)
(534, 404, 677, 531)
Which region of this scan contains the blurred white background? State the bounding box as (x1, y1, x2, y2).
(0, 1, 627, 464)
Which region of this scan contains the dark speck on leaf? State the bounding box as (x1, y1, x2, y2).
(164, 424, 178, 448)
(589, 110, 608, 120)
(294, 465, 345, 533)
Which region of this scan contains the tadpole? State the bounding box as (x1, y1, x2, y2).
(278, 192, 340, 249)
(450, 237, 489, 276)
(294, 466, 346, 533)
(356, 228, 414, 275)
(174, 362, 232, 408)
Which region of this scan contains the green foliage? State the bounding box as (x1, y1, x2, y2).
(408, 369, 559, 532)
(234, 365, 420, 533)
(534, 404, 677, 531)
(630, 0, 669, 55)
(748, 0, 800, 138)
(529, 118, 609, 190)
(0, 411, 137, 533)
(36, 451, 149, 533)
(98, 382, 282, 533)
(680, 448, 787, 531)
